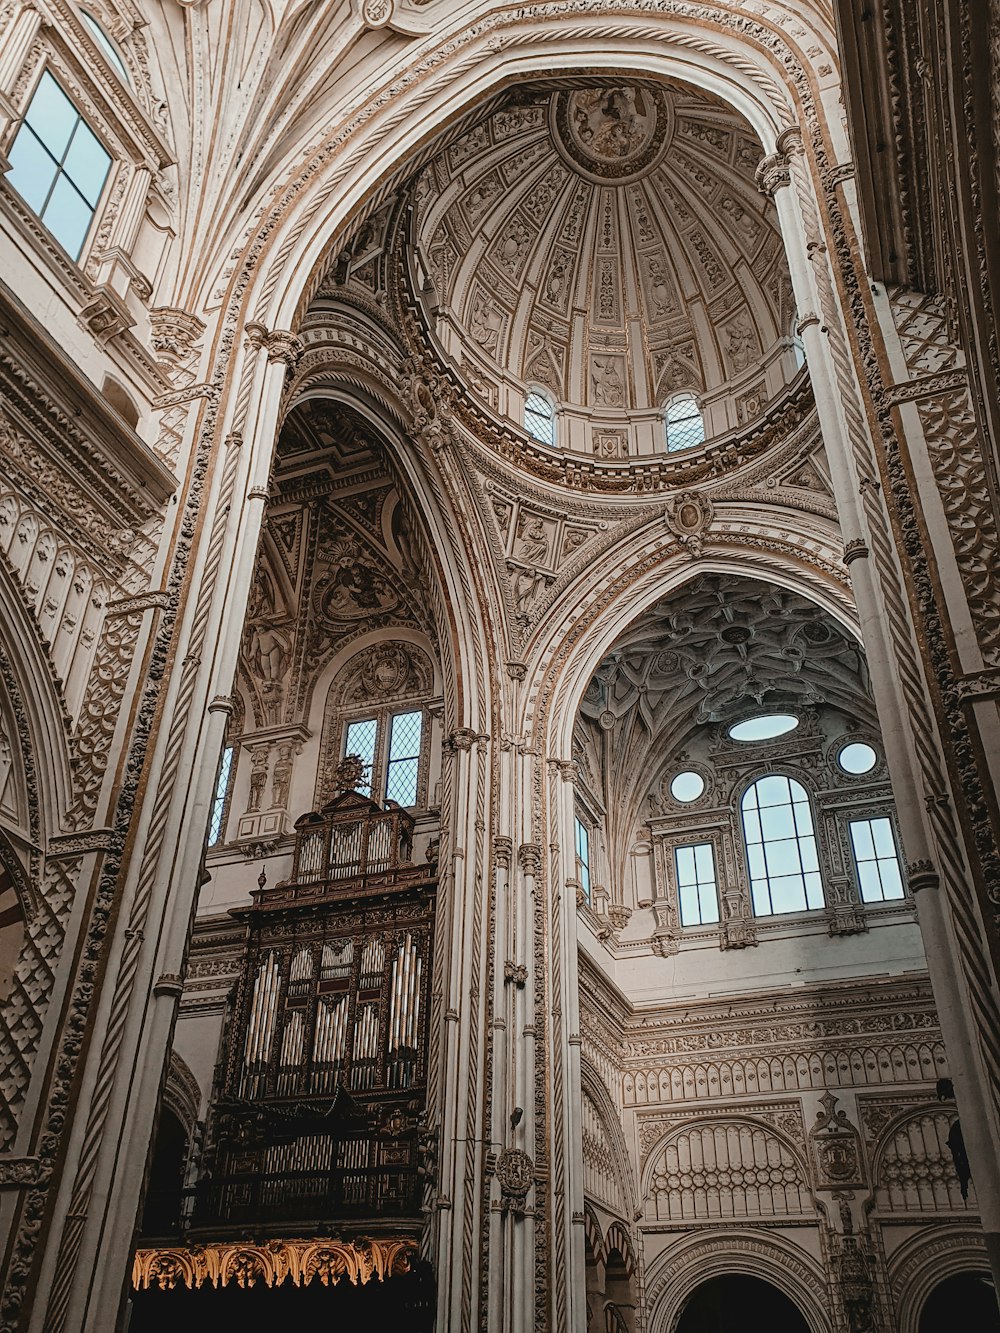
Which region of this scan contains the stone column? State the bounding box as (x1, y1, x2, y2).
(0, 3, 41, 141)
(31, 323, 297, 1333)
(433, 725, 489, 1333)
(762, 135, 1000, 1280)
(550, 758, 587, 1333)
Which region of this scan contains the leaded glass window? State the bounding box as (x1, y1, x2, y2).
(575, 816, 592, 902)
(344, 717, 378, 796)
(385, 710, 423, 807)
(342, 709, 425, 808)
(525, 390, 556, 446)
(207, 745, 234, 848)
(664, 393, 705, 452)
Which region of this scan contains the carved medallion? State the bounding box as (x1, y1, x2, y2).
(495, 1147, 534, 1214)
(551, 85, 673, 183)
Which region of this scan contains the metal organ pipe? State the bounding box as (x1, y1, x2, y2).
(242, 952, 281, 1095)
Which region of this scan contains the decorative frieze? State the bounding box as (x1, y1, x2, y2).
(132, 1238, 417, 1291)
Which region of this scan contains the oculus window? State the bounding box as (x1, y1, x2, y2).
(675, 842, 720, 926)
(664, 393, 705, 452)
(344, 709, 424, 808)
(838, 742, 877, 775)
(670, 771, 704, 803)
(850, 817, 905, 902)
(728, 714, 799, 742)
(524, 390, 556, 446)
(7, 71, 112, 260)
(574, 816, 592, 902)
(741, 774, 824, 915)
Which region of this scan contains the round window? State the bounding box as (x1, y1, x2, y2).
(670, 771, 705, 803)
(728, 714, 799, 742)
(838, 742, 877, 775)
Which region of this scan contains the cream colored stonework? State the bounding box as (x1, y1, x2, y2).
(0, 3, 997, 1332)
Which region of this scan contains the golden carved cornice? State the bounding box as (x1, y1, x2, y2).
(131, 1237, 417, 1292)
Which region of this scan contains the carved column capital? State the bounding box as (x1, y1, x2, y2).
(446, 726, 479, 752)
(244, 320, 270, 350)
(266, 329, 304, 371)
(907, 859, 939, 892)
(494, 836, 513, 869)
(518, 843, 543, 877)
(755, 152, 791, 197)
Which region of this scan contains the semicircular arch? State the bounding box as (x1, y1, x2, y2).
(644, 1228, 832, 1333)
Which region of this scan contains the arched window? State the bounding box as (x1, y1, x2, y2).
(524, 389, 555, 446)
(741, 774, 824, 915)
(344, 708, 425, 807)
(664, 392, 705, 452)
(81, 12, 131, 84)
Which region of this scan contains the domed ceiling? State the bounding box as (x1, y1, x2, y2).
(412, 80, 799, 444)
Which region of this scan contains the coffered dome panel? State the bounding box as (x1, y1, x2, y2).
(413, 79, 800, 453)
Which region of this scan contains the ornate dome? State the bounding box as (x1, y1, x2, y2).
(412, 79, 801, 457)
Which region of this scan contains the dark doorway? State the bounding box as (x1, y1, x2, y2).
(676, 1275, 811, 1333)
(918, 1272, 1000, 1332)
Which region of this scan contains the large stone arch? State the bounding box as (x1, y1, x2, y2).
(887, 1226, 992, 1333)
(233, 5, 825, 332)
(0, 555, 79, 1154)
(644, 1228, 833, 1333)
(581, 1058, 639, 1225)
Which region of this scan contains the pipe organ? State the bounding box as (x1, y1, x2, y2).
(197, 792, 436, 1230)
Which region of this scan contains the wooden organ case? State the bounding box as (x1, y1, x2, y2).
(197, 790, 436, 1234)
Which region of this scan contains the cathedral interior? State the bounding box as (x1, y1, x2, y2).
(0, 2, 999, 1331)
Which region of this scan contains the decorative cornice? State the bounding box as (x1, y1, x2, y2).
(954, 668, 1000, 701)
(884, 369, 967, 405)
(106, 591, 170, 617)
(47, 830, 112, 858)
(131, 1238, 417, 1291)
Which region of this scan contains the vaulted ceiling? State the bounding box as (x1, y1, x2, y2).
(576, 574, 874, 823)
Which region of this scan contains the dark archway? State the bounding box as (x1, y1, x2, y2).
(676, 1275, 811, 1333)
(138, 1107, 188, 1240)
(918, 1272, 999, 1332)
